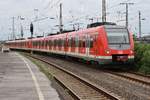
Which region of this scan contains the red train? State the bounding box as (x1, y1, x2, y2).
(6, 24, 134, 65)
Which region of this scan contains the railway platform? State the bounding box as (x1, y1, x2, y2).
(0, 52, 60, 100)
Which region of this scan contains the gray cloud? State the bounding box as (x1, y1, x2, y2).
(0, 0, 149, 40)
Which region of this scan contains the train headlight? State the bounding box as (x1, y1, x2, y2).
(105, 50, 110, 54)
(130, 50, 134, 54)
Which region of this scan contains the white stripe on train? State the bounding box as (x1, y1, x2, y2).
(11, 47, 134, 60)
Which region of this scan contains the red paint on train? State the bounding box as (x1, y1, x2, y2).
(6, 25, 134, 64)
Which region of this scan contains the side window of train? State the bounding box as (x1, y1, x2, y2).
(39, 41, 41, 47)
(34, 41, 35, 47)
(43, 40, 45, 47)
(42, 41, 43, 47)
(61, 39, 63, 47)
(35, 41, 36, 47)
(75, 35, 79, 47)
(68, 36, 71, 47)
(54, 40, 56, 47)
(63, 39, 66, 47)
(79, 37, 82, 48)
(45, 40, 47, 47)
(56, 39, 59, 46)
(71, 37, 75, 47)
(48, 40, 51, 47)
(57, 39, 59, 47)
(86, 34, 90, 48)
(82, 36, 86, 48)
(79, 36, 84, 48)
(53, 40, 55, 47)
(61, 39, 64, 47)
(38, 41, 40, 47)
(51, 40, 53, 46)
(49, 40, 52, 47)
(56, 39, 58, 47)
(36, 41, 38, 46)
(90, 35, 94, 48)
(55, 40, 57, 47)
(90, 32, 99, 48)
(40, 41, 42, 47)
(60, 39, 62, 47)
(58, 39, 60, 47)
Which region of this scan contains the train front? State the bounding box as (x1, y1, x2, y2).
(103, 25, 134, 64)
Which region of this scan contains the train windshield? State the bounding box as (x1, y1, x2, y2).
(106, 28, 130, 44)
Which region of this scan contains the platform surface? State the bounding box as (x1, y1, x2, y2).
(0, 52, 60, 100)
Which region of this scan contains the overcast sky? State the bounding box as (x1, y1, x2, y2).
(0, 0, 149, 40)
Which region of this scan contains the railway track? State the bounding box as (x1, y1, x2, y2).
(105, 71, 150, 87)
(25, 54, 121, 100)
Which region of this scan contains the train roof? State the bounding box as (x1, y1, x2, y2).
(104, 25, 126, 29)
(87, 22, 116, 28)
(7, 24, 127, 43)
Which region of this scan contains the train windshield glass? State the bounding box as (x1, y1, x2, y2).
(106, 28, 130, 44)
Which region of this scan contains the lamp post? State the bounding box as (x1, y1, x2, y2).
(139, 11, 145, 38)
(18, 16, 25, 39)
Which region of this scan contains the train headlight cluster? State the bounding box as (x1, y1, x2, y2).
(105, 50, 110, 54)
(130, 50, 134, 54)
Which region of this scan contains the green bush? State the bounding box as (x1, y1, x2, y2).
(134, 43, 150, 75)
(139, 51, 150, 74)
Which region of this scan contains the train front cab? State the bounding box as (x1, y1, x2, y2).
(97, 25, 134, 65)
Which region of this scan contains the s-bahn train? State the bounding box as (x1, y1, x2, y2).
(6, 23, 134, 65)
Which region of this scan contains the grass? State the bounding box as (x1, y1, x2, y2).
(134, 43, 150, 75)
(25, 55, 54, 80)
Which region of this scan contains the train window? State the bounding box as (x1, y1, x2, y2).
(61, 39, 63, 47)
(79, 38, 82, 48)
(38, 41, 40, 47)
(90, 34, 98, 48)
(33, 41, 35, 46)
(83, 40, 85, 48)
(68, 37, 71, 47)
(40, 41, 42, 47)
(82, 36, 86, 48)
(56, 39, 58, 46)
(86, 35, 90, 48)
(32, 42, 34, 46)
(54, 40, 56, 47)
(63, 39, 66, 47)
(59, 39, 61, 47)
(36, 41, 38, 46)
(41, 41, 43, 47)
(58, 39, 60, 47)
(34, 42, 35, 47)
(75, 36, 79, 47)
(51, 40, 53, 46)
(71, 38, 73, 47)
(37, 41, 39, 47)
(45, 40, 47, 47)
(106, 28, 130, 44)
(90, 38, 93, 48)
(61, 39, 64, 47)
(43, 40, 45, 47)
(53, 40, 56, 47)
(46, 40, 49, 46)
(71, 38, 75, 47)
(55, 40, 57, 47)
(48, 40, 51, 47)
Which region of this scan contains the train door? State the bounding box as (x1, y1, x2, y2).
(75, 35, 79, 54)
(86, 34, 90, 57)
(94, 32, 99, 57)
